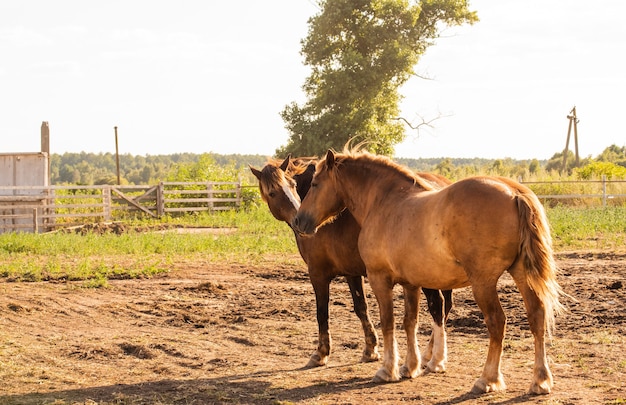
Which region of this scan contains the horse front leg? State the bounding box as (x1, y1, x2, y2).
(471, 283, 507, 393)
(368, 271, 399, 382)
(421, 288, 449, 373)
(345, 275, 380, 363)
(306, 272, 332, 368)
(400, 285, 421, 378)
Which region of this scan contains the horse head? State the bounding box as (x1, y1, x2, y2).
(293, 150, 347, 236)
(250, 155, 302, 224)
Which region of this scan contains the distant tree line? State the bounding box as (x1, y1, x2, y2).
(49, 144, 626, 186)
(50, 152, 268, 185)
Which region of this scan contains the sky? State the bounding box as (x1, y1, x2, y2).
(1, 0, 624, 161)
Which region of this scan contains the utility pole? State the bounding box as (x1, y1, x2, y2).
(562, 106, 580, 173)
(114, 126, 121, 185)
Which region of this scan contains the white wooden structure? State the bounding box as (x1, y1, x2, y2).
(0, 152, 50, 233)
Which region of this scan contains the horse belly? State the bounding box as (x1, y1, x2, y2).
(360, 219, 469, 290)
(396, 251, 470, 290)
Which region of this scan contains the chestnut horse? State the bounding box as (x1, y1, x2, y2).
(293, 150, 564, 395)
(250, 156, 452, 370)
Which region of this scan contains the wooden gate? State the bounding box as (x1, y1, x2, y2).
(0, 182, 241, 233)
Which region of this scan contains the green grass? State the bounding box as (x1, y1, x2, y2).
(0, 206, 298, 284)
(1, 205, 624, 285)
(547, 206, 626, 251)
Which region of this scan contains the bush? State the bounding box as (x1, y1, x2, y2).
(576, 161, 626, 180)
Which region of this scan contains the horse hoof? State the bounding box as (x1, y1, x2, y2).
(529, 380, 552, 395)
(471, 377, 506, 394)
(361, 353, 380, 363)
(305, 353, 328, 368)
(426, 360, 446, 373)
(372, 367, 400, 383)
(400, 364, 420, 379)
(360, 349, 380, 363)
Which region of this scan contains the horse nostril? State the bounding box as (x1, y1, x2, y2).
(292, 216, 300, 229)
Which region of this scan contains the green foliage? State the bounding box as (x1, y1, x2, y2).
(50, 152, 269, 186)
(51, 152, 190, 185)
(48, 145, 624, 186)
(529, 159, 541, 174)
(576, 161, 626, 180)
(166, 153, 239, 183)
(166, 153, 261, 208)
(49, 151, 266, 207)
(402, 156, 548, 182)
(596, 144, 626, 167)
(278, 0, 477, 157)
(545, 150, 592, 174)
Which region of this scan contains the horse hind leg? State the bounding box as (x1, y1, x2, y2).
(471, 283, 507, 394)
(306, 273, 332, 368)
(508, 262, 554, 394)
(421, 288, 449, 373)
(346, 276, 380, 363)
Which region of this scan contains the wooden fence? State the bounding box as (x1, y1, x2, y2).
(521, 177, 626, 207)
(0, 181, 241, 233)
(0, 178, 624, 233)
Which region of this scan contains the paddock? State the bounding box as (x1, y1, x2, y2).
(0, 252, 623, 404)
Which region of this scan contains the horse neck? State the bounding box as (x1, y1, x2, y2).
(335, 162, 403, 225)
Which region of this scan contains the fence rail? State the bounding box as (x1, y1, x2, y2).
(520, 177, 626, 207)
(0, 181, 241, 233)
(0, 178, 624, 234)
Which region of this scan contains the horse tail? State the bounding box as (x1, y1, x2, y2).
(516, 191, 566, 334)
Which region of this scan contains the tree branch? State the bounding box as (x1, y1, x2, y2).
(393, 113, 450, 133)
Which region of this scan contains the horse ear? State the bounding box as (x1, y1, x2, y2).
(325, 150, 336, 169)
(249, 165, 262, 180)
(280, 154, 291, 171)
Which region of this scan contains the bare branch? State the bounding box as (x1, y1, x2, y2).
(393, 112, 451, 134)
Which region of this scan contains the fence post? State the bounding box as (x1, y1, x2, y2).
(157, 182, 165, 217)
(236, 180, 242, 208)
(207, 182, 214, 211)
(602, 175, 607, 207)
(33, 208, 38, 234)
(103, 187, 112, 221)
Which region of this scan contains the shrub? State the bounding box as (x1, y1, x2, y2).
(576, 161, 626, 180)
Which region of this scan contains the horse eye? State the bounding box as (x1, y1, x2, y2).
(311, 182, 317, 188)
(268, 191, 276, 198)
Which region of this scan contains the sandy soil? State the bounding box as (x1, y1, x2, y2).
(0, 252, 624, 404)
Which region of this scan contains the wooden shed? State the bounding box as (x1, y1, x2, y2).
(0, 152, 50, 233)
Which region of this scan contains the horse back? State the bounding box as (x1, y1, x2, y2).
(358, 176, 523, 289)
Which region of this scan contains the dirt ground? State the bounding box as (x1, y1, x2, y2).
(0, 251, 624, 404)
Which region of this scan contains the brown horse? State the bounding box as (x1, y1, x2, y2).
(250, 156, 453, 370)
(293, 150, 564, 395)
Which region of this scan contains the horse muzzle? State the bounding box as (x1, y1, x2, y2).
(292, 213, 317, 237)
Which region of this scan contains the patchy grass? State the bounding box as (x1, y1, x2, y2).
(0, 207, 297, 284)
(1, 206, 625, 284)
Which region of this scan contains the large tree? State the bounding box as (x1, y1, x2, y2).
(277, 0, 477, 157)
